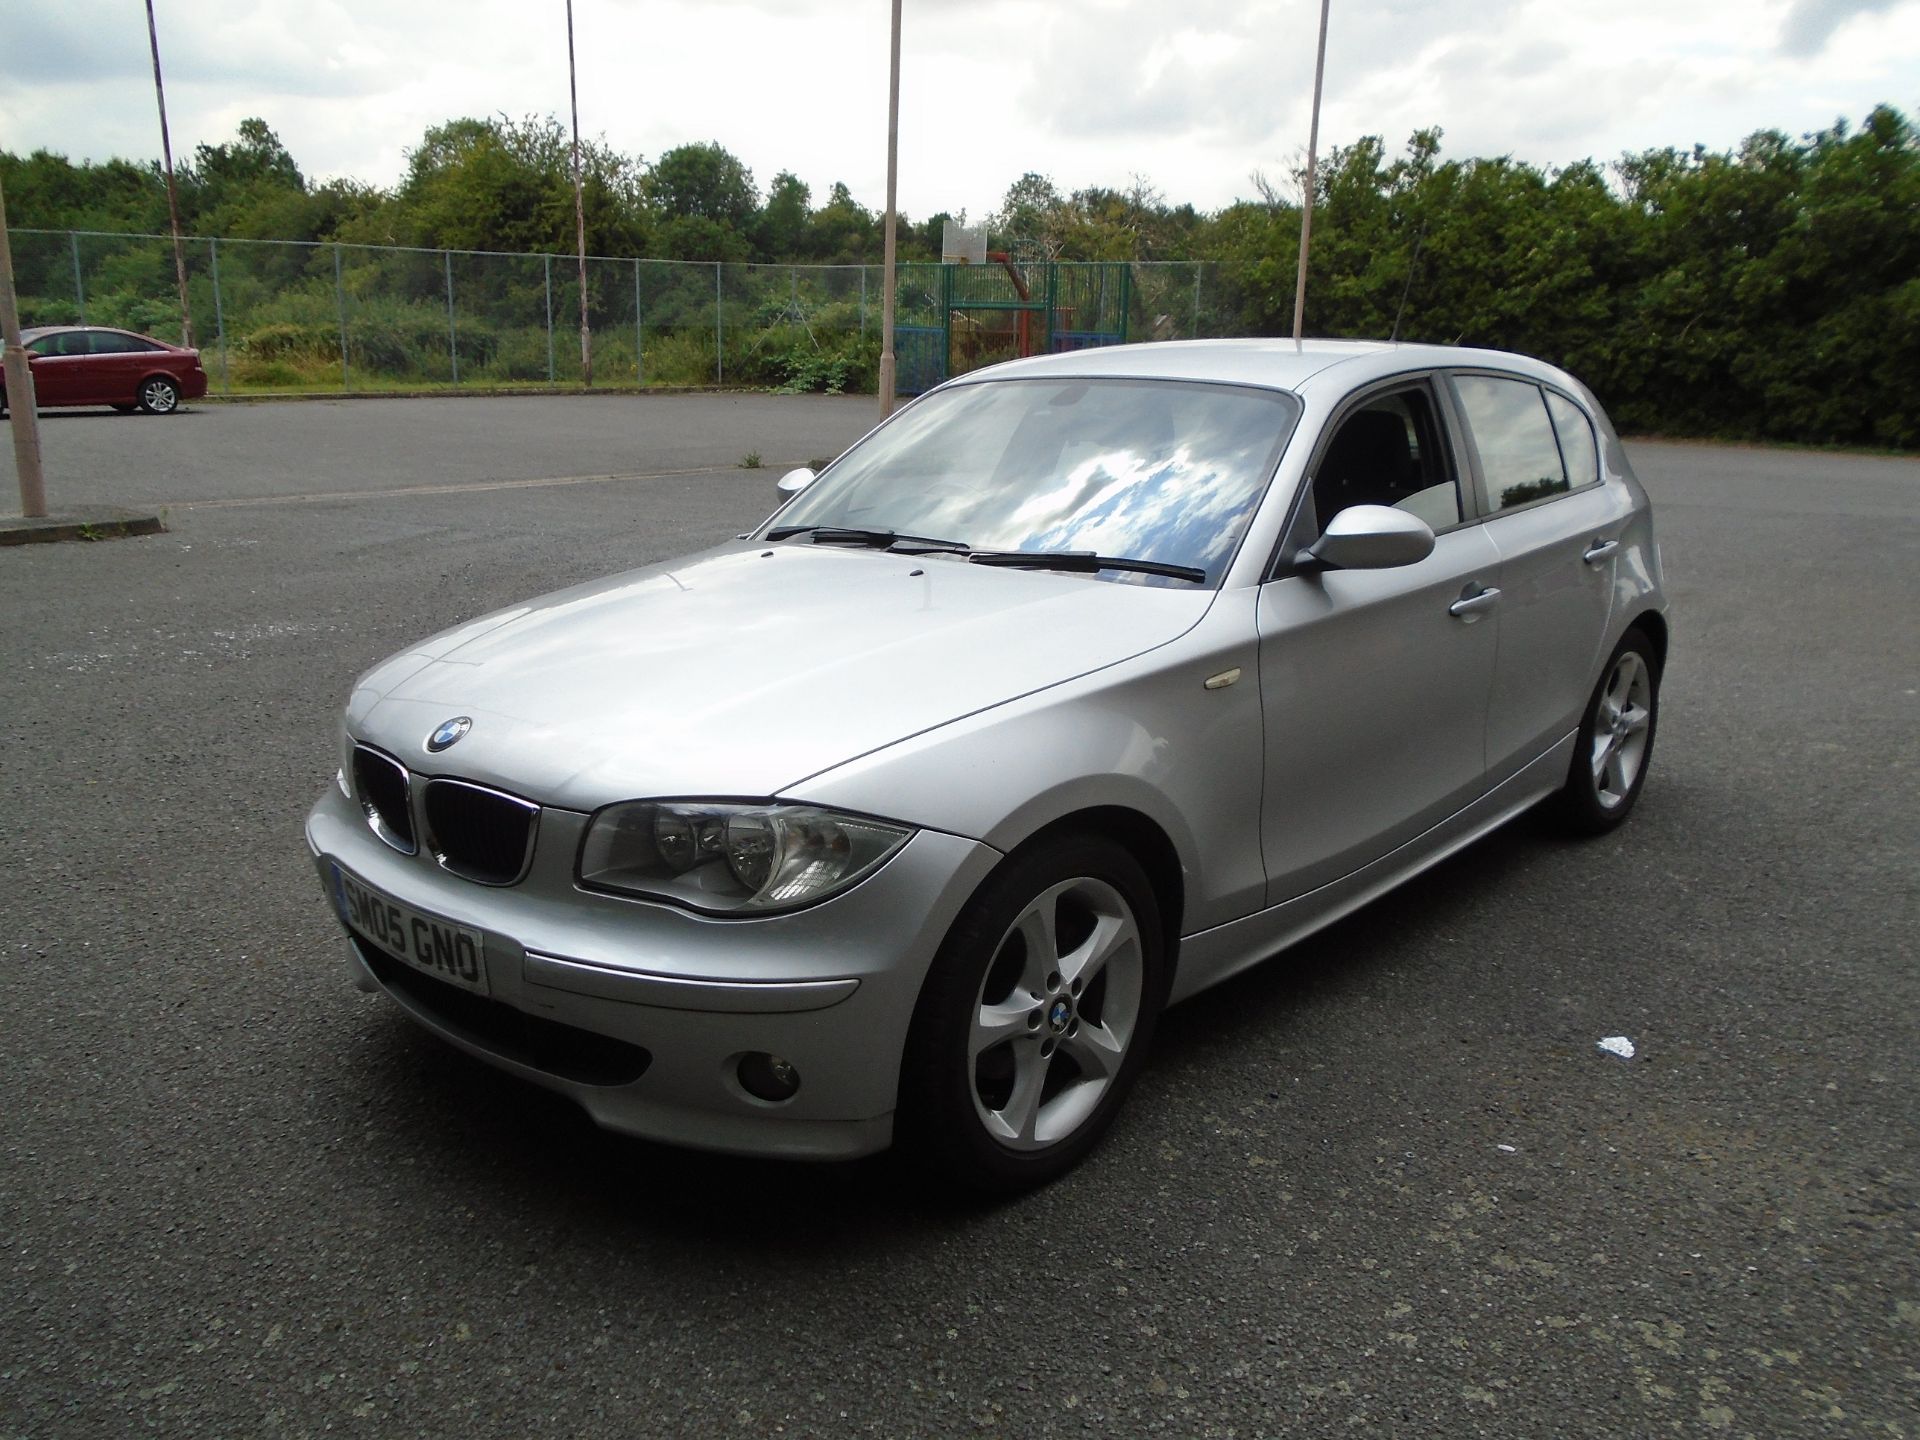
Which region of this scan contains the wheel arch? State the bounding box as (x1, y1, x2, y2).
(986, 804, 1187, 990)
(1623, 608, 1669, 675)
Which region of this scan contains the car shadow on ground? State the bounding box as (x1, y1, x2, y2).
(330, 802, 1592, 1254)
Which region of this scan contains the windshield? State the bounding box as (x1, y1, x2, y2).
(767, 377, 1300, 586)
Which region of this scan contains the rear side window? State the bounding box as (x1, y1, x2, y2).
(1454, 375, 1570, 514)
(89, 332, 160, 354)
(1545, 391, 1599, 490)
(28, 332, 86, 357)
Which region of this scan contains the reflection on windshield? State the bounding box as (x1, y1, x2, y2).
(768, 378, 1300, 585)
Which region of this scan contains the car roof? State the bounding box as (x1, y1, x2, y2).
(19, 324, 170, 345)
(953, 337, 1578, 396)
(20, 325, 147, 336)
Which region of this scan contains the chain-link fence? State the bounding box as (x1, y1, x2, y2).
(11, 229, 1222, 396)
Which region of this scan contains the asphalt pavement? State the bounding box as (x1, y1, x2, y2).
(1, 397, 1915, 1438)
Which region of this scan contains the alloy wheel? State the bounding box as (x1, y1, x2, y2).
(1589, 650, 1653, 809)
(969, 875, 1144, 1150)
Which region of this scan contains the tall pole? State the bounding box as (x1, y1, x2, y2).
(877, 0, 902, 417)
(145, 0, 194, 348)
(0, 173, 50, 517)
(1292, 0, 1331, 344)
(566, 0, 592, 386)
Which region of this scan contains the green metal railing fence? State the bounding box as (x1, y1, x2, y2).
(10, 229, 1224, 395)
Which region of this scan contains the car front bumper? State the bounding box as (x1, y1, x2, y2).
(305, 783, 1000, 1160)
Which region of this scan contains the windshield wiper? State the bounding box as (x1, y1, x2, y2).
(965, 550, 1208, 584)
(763, 528, 1206, 582)
(763, 524, 969, 554)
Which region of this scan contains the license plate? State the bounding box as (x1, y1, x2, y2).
(333, 864, 490, 996)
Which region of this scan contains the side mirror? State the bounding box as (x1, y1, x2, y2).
(776, 466, 818, 496)
(1304, 504, 1435, 570)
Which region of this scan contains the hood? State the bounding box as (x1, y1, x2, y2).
(351, 542, 1213, 811)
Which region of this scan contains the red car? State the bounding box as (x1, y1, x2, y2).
(2, 325, 209, 416)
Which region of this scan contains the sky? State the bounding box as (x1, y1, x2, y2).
(2, 0, 1916, 225)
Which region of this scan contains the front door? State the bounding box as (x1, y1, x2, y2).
(1257, 382, 1500, 904)
(25, 332, 88, 406)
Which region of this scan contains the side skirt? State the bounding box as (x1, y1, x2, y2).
(1168, 733, 1577, 1004)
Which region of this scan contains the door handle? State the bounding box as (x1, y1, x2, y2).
(1448, 585, 1501, 619)
(1583, 538, 1620, 565)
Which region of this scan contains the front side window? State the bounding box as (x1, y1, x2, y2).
(1310, 386, 1461, 534)
(770, 378, 1301, 586)
(27, 332, 82, 357)
(1454, 375, 1571, 514)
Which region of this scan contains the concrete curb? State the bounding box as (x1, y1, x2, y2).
(196, 384, 786, 405)
(0, 507, 167, 546)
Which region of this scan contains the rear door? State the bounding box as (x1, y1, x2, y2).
(1447, 373, 1626, 785)
(87, 331, 162, 405)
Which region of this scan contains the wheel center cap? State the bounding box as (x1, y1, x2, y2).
(1047, 998, 1072, 1034)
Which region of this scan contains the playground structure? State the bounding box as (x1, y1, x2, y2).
(893, 254, 1133, 394)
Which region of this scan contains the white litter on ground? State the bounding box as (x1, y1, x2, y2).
(1597, 1036, 1637, 1060)
(1496, 1144, 1517, 1153)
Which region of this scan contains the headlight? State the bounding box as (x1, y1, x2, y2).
(578, 801, 913, 915)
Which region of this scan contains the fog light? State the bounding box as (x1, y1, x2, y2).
(737, 1052, 801, 1103)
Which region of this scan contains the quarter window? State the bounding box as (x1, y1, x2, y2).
(1545, 391, 1599, 490)
(1454, 375, 1571, 514)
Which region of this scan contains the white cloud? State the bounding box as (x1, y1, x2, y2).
(0, 0, 1916, 229)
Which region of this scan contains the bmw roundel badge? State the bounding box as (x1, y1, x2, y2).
(426, 716, 472, 753)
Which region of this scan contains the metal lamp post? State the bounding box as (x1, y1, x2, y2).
(145, 0, 194, 349)
(0, 173, 49, 517)
(1292, 0, 1331, 343)
(877, 0, 902, 416)
(567, 0, 592, 386)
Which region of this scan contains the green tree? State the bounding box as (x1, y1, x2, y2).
(0, 149, 165, 233)
(644, 142, 756, 227)
(806, 181, 877, 263)
(990, 172, 1067, 254)
(755, 170, 810, 261)
(398, 115, 646, 257)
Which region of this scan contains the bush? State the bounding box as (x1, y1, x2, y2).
(242, 321, 327, 358)
(474, 327, 557, 382)
(343, 316, 421, 375)
(231, 356, 309, 387)
(640, 330, 720, 386)
(773, 333, 878, 394)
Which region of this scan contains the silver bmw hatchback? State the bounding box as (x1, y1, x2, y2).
(307, 339, 1667, 1191)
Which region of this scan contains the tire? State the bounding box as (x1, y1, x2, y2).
(136, 376, 181, 415)
(1553, 627, 1660, 834)
(898, 832, 1166, 1193)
